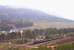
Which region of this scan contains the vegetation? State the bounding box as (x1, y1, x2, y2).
(0, 43, 74, 50)
(0, 28, 74, 43)
(56, 43, 74, 50)
(0, 28, 74, 50)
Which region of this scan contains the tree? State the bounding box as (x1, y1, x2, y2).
(23, 30, 36, 39)
(0, 33, 6, 41)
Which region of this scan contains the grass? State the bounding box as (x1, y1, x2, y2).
(56, 43, 74, 50)
(0, 42, 74, 50)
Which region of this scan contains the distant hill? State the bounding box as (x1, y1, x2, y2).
(0, 6, 74, 31)
(0, 6, 73, 22)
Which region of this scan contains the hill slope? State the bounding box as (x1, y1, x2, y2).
(0, 6, 73, 22)
(0, 6, 74, 31)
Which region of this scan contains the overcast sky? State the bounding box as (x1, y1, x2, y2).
(0, 0, 74, 20)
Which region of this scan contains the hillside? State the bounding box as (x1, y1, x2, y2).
(0, 6, 73, 22)
(0, 6, 74, 31)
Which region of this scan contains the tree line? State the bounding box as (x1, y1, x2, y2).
(0, 28, 74, 44)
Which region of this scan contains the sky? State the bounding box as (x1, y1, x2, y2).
(0, 0, 74, 20)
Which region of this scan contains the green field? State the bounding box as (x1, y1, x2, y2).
(56, 43, 74, 50)
(0, 43, 74, 50)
